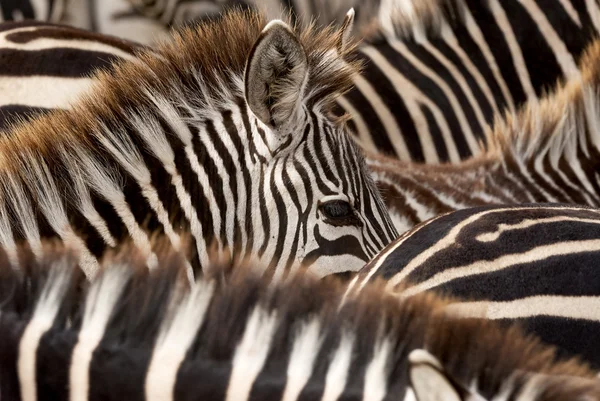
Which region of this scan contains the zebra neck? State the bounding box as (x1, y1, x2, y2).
(0, 88, 268, 278)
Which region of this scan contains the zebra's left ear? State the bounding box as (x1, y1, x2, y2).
(245, 20, 308, 130)
(337, 8, 355, 53)
(409, 349, 476, 401)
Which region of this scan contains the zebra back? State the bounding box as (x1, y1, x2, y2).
(350, 203, 600, 368)
(1, 240, 599, 401)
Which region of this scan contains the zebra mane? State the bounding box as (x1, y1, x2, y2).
(0, 9, 359, 166)
(0, 241, 598, 400)
(485, 39, 600, 164)
(366, 0, 466, 41)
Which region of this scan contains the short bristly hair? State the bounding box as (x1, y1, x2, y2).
(0, 241, 599, 401)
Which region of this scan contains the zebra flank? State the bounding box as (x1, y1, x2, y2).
(340, 0, 600, 163)
(370, 38, 600, 234)
(351, 203, 600, 368)
(0, 9, 398, 281)
(0, 241, 599, 401)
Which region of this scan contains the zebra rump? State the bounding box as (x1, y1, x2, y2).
(0, 241, 599, 401)
(353, 203, 600, 369)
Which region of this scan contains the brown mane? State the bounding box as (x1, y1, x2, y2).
(0, 9, 359, 172)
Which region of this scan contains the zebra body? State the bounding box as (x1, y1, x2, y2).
(348, 203, 600, 368)
(339, 0, 600, 163)
(1, 241, 599, 401)
(365, 38, 600, 233)
(0, 11, 398, 281)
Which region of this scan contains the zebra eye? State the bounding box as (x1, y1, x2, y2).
(319, 200, 362, 227)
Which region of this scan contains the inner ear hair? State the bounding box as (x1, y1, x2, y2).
(244, 20, 308, 130)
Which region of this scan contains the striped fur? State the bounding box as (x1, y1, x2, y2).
(369, 38, 600, 233)
(1, 241, 599, 401)
(0, 11, 398, 281)
(0, 20, 143, 131)
(338, 0, 600, 163)
(349, 203, 600, 369)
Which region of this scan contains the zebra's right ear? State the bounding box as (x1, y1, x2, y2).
(245, 20, 309, 130)
(408, 349, 472, 401)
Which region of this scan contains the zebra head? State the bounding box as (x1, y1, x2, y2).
(239, 10, 398, 277)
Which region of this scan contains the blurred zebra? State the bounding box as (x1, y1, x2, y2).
(1, 240, 599, 400)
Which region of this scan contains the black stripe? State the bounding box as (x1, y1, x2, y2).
(0, 48, 125, 76)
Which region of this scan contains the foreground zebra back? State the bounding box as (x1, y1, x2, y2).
(1, 243, 599, 401)
(349, 203, 600, 368)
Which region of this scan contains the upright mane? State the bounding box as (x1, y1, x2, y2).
(364, 0, 466, 40)
(485, 39, 600, 162)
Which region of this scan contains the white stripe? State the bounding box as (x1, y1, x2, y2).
(362, 339, 391, 401)
(145, 280, 215, 401)
(585, 0, 600, 34)
(474, 216, 600, 242)
(0, 26, 137, 61)
(402, 239, 600, 297)
(225, 307, 279, 401)
(443, 296, 600, 321)
(281, 319, 323, 401)
(0, 77, 93, 109)
(18, 262, 71, 401)
(69, 267, 129, 401)
(320, 333, 354, 401)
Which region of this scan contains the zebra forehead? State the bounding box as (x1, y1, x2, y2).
(0, 240, 598, 401)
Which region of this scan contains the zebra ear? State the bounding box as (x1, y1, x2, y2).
(245, 20, 308, 129)
(409, 349, 473, 401)
(337, 8, 355, 53)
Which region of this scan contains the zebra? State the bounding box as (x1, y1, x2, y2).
(1, 240, 600, 401)
(0, 9, 399, 281)
(364, 37, 600, 233)
(346, 203, 600, 369)
(336, 0, 600, 163)
(0, 20, 144, 131)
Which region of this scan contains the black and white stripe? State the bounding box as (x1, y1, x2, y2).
(0, 12, 398, 281)
(338, 0, 600, 163)
(1, 242, 599, 401)
(349, 203, 600, 369)
(0, 20, 143, 131)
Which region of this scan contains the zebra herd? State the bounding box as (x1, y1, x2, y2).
(1, 0, 600, 400)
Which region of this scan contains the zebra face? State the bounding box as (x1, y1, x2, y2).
(244, 16, 398, 278)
